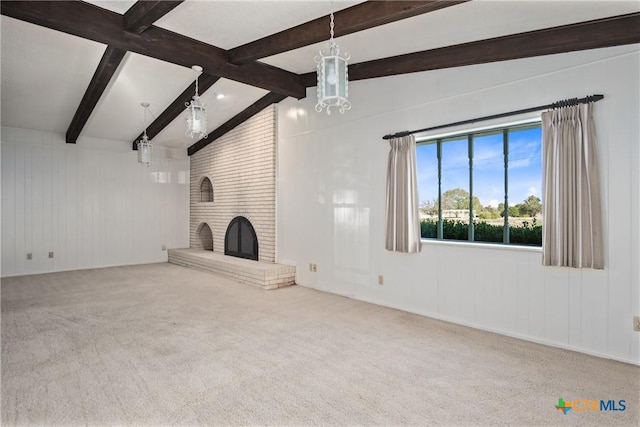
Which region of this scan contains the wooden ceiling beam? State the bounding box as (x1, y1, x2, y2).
(301, 12, 640, 85)
(0, 0, 305, 99)
(228, 0, 469, 64)
(188, 92, 286, 156)
(67, 1, 184, 144)
(66, 46, 126, 143)
(123, 0, 184, 34)
(132, 74, 220, 150)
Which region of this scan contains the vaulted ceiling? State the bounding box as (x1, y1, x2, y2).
(1, 1, 639, 155)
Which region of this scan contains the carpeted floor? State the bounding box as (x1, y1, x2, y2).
(1, 263, 638, 426)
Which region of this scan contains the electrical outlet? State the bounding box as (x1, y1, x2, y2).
(634, 316, 640, 332)
(48, 252, 54, 259)
(161, 244, 167, 251)
(26, 253, 32, 260)
(312, 263, 318, 272)
(378, 275, 384, 285)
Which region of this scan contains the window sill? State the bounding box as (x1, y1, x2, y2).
(420, 238, 542, 253)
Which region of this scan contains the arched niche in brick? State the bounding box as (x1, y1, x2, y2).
(195, 222, 214, 251)
(199, 176, 213, 203)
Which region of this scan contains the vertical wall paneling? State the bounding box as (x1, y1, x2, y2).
(543, 268, 570, 345)
(277, 46, 640, 363)
(65, 147, 79, 270)
(500, 253, 519, 332)
(1, 144, 16, 275)
(515, 254, 530, 336)
(32, 147, 45, 269)
(567, 269, 583, 348)
(0, 128, 190, 276)
(580, 270, 609, 353)
(605, 86, 636, 358)
(23, 142, 33, 273)
(631, 64, 640, 358)
(15, 143, 27, 274)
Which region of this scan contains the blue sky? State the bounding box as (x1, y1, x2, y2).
(416, 126, 542, 208)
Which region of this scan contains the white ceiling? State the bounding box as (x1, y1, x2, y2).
(1, 0, 639, 150)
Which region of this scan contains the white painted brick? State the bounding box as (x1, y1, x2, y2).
(189, 106, 277, 263)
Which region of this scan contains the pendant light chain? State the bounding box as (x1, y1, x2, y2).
(141, 103, 156, 137)
(329, 11, 337, 52)
(143, 105, 148, 138)
(330, 12, 334, 42)
(330, 0, 335, 40)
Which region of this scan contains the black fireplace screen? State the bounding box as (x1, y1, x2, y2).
(224, 216, 258, 261)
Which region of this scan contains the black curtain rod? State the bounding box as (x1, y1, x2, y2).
(382, 94, 604, 140)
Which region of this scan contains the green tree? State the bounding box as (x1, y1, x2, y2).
(498, 202, 522, 217)
(441, 188, 483, 213)
(479, 205, 500, 219)
(519, 195, 542, 217)
(419, 199, 438, 216)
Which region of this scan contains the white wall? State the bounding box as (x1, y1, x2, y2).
(1, 128, 190, 277)
(277, 45, 640, 364)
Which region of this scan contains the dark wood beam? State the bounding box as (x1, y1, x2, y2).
(0, 0, 306, 98)
(124, 0, 184, 34)
(69, 1, 181, 144)
(66, 46, 126, 143)
(132, 74, 220, 150)
(229, 0, 469, 64)
(301, 12, 640, 85)
(188, 92, 287, 156)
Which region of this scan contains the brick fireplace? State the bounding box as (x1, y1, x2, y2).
(189, 106, 276, 262)
(172, 105, 294, 289)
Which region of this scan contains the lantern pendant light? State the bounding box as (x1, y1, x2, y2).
(185, 65, 207, 139)
(315, 11, 350, 115)
(137, 102, 153, 167)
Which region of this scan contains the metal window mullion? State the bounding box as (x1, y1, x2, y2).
(503, 129, 509, 244)
(468, 135, 474, 242)
(437, 139, 443, 240)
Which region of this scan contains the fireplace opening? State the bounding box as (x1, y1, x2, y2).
(196, 222, 214, 251)
(224, 216, 258, 261)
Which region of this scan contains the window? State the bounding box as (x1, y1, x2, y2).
(416, 122, 542, 246)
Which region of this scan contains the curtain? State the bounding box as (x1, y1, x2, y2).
(385, 135, 422, 253)
(541, 102, 603, 268)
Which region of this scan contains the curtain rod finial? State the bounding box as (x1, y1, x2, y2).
(383, 131, 411, 140)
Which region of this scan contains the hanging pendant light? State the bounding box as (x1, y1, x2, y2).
(315, 11, 350, 115)
(186, 65, 207, 139)
(137, 102, 153, 167)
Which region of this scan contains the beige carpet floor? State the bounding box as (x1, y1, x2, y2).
(1, 263, 638, 426)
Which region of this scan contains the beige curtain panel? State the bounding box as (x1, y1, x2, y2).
(541, 103, 603, 269)
(385, 135, 422, 253)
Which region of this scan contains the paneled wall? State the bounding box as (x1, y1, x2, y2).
(277, 46, 640, 364)
(1, 128, 190, 277)
(190, 106, 276, 262)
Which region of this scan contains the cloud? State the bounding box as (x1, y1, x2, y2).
(510, 157, 532, 169)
